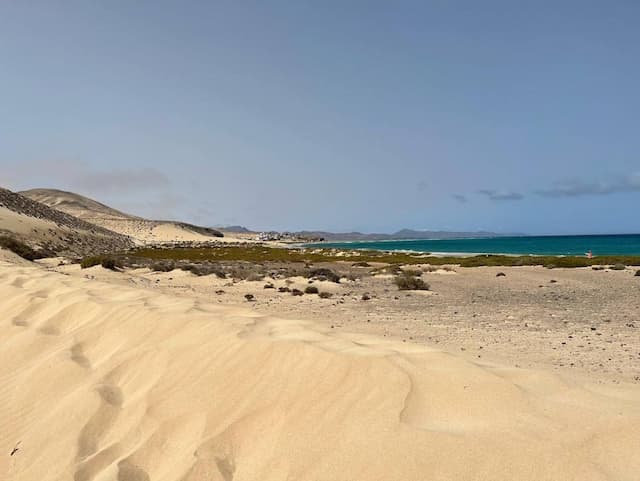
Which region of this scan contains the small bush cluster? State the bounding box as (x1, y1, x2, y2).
(371, 264, 404, 276)
(610, 264, 626, 271)
(635, 270, 640, 277)
(80, 256, 120, 270)
(402, 268, 422, 277)
(308, 268, 341, 283)
(318, 291, 333, 299)
(304, 285, 319, 294)
(352, 261, 371, 267)
(151, 262, 175, 272)
(291, 288, 304, 296)
(181, 264, 226, 278)
(394, 273, 430, 291)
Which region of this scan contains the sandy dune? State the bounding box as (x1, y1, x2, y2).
(1, 258, 639, 481)
(19, 189, 232, 245)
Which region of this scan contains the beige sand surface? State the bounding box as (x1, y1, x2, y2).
(1, 257, 640, 480)
(70, 263, 640, 384)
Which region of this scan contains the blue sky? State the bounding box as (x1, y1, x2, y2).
(1, 1, 638, 234)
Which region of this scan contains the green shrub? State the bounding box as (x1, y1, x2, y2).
(352, 261, 371, 267)
(0, 236, 45, 261)
(151, 262, 174, 272)
(610, 264, 626, 271)
(394, 273, 430, 291)
(402, 268, 422, 277)
(80, 256, 119, 270)
(304, 285, 319, 294)
(100, 258, 118, 270)
(180, 264, 226, 278)
(80, 256, 104, 269)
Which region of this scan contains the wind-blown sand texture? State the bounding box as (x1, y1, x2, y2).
(1, 258, 639, 480)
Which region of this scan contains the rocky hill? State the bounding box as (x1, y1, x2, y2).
(0, 187, 134, 257)
(20, 188, 224, 243)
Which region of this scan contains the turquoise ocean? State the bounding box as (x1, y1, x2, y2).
(307, 234, 640, 256)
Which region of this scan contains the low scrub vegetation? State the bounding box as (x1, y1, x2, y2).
(98, 246, 640, 274)
(352, 261, 371, 267)
(180, 264, 226, 278)
(610, 263, 626, 271)
(394, 273, 430, 291)
(0, 236, 48, 261)
(80, 256, 120, 270)
(151, 262, 175, 272)
(401, 268, 422, 277)
(307, 268, 341, 283)
(304, 285, 319, 294)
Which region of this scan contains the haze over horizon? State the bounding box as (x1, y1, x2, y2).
(1, 2, 638, 235)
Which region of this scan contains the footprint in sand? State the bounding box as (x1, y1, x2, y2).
(76, 383, 124, 459)
(70, 343, 91, 369)
(9, 276, 27, 288)
(73, 444, 122, 481)
(117, 459, 150, 481)
(37, 324, 61, 336)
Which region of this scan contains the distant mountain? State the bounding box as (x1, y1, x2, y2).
(212, 226, 518, 241)
(218, 225, 253, 233)
(20, 188, 223, 242)
(293, 229, 518, 242)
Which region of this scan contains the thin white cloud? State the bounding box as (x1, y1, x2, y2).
(478, 189, 524, 201)
(535, 172, 640, 198)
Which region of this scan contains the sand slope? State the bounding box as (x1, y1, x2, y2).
(1, 260, 639, 481)
(20, 189, 227, 244)
(0, 186, 133, 256)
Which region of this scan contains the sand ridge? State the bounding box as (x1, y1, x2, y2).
(1, 259, 639, 480)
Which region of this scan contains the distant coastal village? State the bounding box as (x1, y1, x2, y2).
(254, 231, 324, 242)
